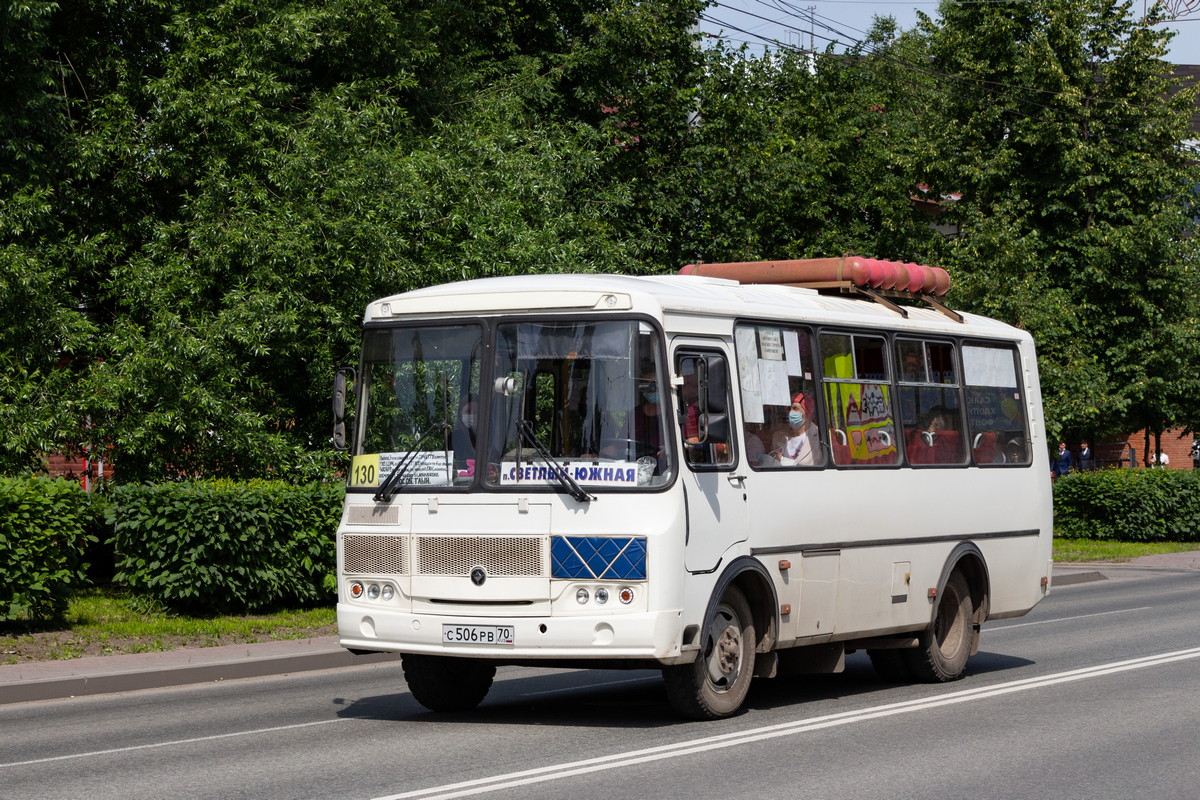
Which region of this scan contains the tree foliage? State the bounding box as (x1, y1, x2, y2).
(2, 0, 1198, 479)
(670, 23, 944, 265)
(917, 0, 1200, 440)
(0, 0, 704, 481)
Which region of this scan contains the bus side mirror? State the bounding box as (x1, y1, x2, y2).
(333, 368, 354, 451)
(702, 355, 728, 414)
(701, 412, 729, 443)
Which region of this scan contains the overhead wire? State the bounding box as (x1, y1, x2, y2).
(702, 0, 1189, 122)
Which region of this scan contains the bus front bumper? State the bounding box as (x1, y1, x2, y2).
(337, 604, 688, 663)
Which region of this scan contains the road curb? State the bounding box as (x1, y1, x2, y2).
(1051, 570, 1107, 587)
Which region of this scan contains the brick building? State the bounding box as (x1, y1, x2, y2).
(45, 452, 114, 490)
(1086, 430, 1194, 470)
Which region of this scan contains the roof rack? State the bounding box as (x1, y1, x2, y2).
(677, 257, 964, 323)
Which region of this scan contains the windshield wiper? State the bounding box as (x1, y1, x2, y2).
(374, 421, 450, 503)
(516, 420, 593, 503)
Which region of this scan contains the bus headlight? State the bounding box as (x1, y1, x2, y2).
(576, 588, 590, 604)
(595, 588, 609, 605)
(367, 584, 381, 600)
(381, 584, 395, 601)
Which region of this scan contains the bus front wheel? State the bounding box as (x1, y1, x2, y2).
(402, 654, 496, 712)
(903, 570, 973, 682)
(663, 585, 756, 720)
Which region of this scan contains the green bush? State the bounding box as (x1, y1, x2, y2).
(0, 477, 100, 623)
(110, 480, 344, 615)
(1053, 468, 1200, 543)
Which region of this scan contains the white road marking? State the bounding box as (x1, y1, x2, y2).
(988, 606, 1153, 632)
(0, 718, 347, 768)
(375, 646, 1200, 800)
(519, 676, 657, 698)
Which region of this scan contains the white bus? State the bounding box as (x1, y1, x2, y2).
(333, 259, 1053, 719)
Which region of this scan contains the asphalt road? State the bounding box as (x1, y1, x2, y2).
(1, 567, 1197, 800)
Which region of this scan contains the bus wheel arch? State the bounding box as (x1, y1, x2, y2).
(664, 558, 777, 719)
(904, 544, 990, 682)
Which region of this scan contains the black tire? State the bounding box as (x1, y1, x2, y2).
(903, 570, 974, 682)
(663, 585, 756, 720)
(867, 648, 913, 683)
(402, 654, 496, 712)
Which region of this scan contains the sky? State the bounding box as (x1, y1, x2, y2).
(700, 0, 1200, 65)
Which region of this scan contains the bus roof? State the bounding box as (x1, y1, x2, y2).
(365, 273, 1028, 342)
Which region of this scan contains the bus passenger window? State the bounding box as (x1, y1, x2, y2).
(733, 324, 824, 469)
(820, 332, 898, 466)
(962, 343, 1030, 466)
(896, 339, 966, 466)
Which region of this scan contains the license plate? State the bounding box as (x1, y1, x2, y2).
(442, 624, 515, 645)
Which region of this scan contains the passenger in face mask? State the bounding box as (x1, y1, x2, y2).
(769, 392, 820, 466)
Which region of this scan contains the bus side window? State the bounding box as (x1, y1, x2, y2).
(820, 332, 899, 466)
(962, 343, 1030, 466)
(677, 353, 734, 467)
(896, 339, 967, 466)
(733, 323, 824, 469)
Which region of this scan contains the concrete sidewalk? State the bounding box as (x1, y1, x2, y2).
(3, 551, 1197, 706)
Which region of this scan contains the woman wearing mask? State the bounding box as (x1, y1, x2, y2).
(770, 393, 820, 466)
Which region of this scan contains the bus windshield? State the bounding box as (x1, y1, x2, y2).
(353, 318, 671, 493)
(485, 319, 672, 491)
(356, 323, 483, 492)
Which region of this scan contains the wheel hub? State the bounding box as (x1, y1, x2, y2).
(707, 623, 741, 686)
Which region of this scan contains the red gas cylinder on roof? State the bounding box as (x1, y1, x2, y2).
(678, 256, 951, 296)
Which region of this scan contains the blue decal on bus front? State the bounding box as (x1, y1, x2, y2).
(551, 536, 647, 580)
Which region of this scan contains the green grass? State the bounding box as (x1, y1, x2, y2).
(1052, 538, 1198, 563)
(64, 589, 334, 636)
(1, 588, 336, 664)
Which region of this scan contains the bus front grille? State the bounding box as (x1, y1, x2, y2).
(415, 535, 545, 577)
(343, 534, 409, 575)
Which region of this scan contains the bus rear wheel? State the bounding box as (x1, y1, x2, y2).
(663, 585, 755, 720)
(903, 570, 973, 682)
(402, 654, 496, 712)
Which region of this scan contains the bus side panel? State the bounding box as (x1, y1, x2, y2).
(746, 456, 1051, 647)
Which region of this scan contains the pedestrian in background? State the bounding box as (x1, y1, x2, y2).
(1051, 441, 1074, 479)
(1077, 440, 1094, 471)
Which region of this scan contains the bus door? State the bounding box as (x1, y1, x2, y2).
(673, 344, 749, 573)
